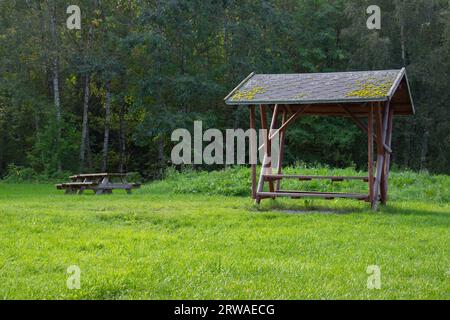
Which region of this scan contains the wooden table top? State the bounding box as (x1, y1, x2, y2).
(69, 173, 127, 179)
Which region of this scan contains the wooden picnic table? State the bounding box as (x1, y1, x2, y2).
(56, 173, 141, 195)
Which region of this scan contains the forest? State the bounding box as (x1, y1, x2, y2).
(1, 0, 449, 180)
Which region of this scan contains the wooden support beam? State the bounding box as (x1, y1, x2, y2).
(372, 102, 387, 210)
(257, 191, 368, 201)
(383, 143, 392, 154)
(256, 104, 269, 203)
(341, 104, 392, 154)
(368, 103, 374, 206)
(256, 104, 279, 201)
(249, 105, 257, 200)
(267, 105, 280, 193)
(379, 102, 389, 204)
(263, 174, 369, 182)
(269, 105, 308, 140)
(375, 105, 384, 156)
(276, 110, 287, 191)
(342, 105, 369, 135)
(381, 103, 394, 204)
(258, 105, 309, 151)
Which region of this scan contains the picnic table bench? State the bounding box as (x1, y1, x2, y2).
(56, 173, 141, 195)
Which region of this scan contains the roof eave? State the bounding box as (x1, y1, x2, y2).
(225, 97, 389, 106)
(403, 70, 416, 115)
(387, 68, 405, 98)
(386, 67, 415, 115)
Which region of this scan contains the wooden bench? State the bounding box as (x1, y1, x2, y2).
(56, 182, 96, 188)
(56, 182, 98, 194)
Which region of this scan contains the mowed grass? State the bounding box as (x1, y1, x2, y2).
(0, 168, 449, 300)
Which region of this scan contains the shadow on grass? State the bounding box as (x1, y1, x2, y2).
(379, 204, 450, 219)
(252, 199, 450, 218)
(252, 199, 364, 215)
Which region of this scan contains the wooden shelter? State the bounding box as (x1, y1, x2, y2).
(224, 68, 415, 209)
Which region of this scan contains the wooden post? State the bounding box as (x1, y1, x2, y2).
(373, 102, 387, 210)
(342, 105, 370, 135)
(256, 104, 280, 202)
(276, 109, 287, 191)
(96, 176, 109, 195)
(379, 101, 390, 200)
(256, 104, 268, 204)
(381, 106, 394, 204)
(267, 105, 279, 193)
(260, 105, 309, 147)
(368, 103, 374, 205)
(250, 105, 257, 200)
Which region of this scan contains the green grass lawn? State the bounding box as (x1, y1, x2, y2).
(0, 168, 449, 299)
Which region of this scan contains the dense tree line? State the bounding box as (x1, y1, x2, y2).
(0, 0, 449, 180)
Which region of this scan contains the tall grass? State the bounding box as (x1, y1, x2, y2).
(147, 165, 450, 204)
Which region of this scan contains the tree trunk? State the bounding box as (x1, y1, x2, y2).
(400, 24, 406, 66)
(420, 123, 430, 171)
(102, 80, 111, 172)
(86, 124, 93, 169)
(118, 103, 127, 173)
(397, 0, 407, 66)
(223, 1, 229, 64)
(79, 12, 95, 171)
(49, 2, 62, 171)
(34, 112, 45, 167)
(79, 74, 90, 171)
(157, 135, 164, 178)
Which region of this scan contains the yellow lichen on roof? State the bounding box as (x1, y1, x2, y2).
(292, 92, 308, 99)
(346, 78, 392, 98)
(231, 86, 266, 101)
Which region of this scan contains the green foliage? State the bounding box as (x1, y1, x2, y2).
(3, 165, 37, 183)
(27, 117, 81, 174)
(3, 164, 72, 183)
(152, 166, 450, 204)
(160, 167, 252, 196)
(125, 171, 143, 183)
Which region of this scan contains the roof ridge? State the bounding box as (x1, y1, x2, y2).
(251, 69, 402, 76)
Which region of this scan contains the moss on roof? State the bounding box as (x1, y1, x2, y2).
(231, 86, 267, 101)
(292, 92, 308, 99)
(345, 78, 392, 98)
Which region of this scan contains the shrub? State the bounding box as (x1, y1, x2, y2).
(151, 165, 450, 203)
(2, 164, 72, 183)
(3, 165, 38, 183)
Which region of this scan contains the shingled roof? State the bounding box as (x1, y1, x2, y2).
(224, 68, 415, 115)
